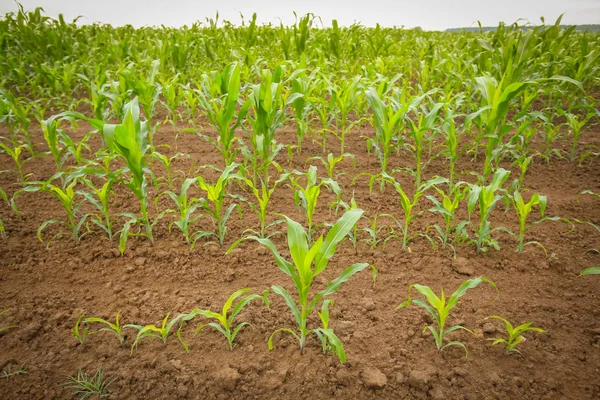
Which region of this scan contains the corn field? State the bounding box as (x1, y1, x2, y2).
(0, 6, 599, 399)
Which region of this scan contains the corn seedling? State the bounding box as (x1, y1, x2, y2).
(0, 309, 17, 334)
(397, 277, 497, 358)
(229, 209, 376, 362)
(289, 165, 342, 240)
(127, 313, 187, 353)
(314, 299, 334, 355)
(426, 183, 469, 254)
(196, 62, 250, 167)
(245, 69, 286, 185)
(196, 163, 243, 247)
(508, 189, 548, 254)
(467, 168, 511, 252)
(13, 173, 88, 245)
(162, 177, 203, 245)
(405, 100, 444, 188)
(308, 152, 355, 180)
(565, 108, 598, 162)
(362, 213, 395, 250)
(471, 74, 534, 179)
(332, 76, 362, 153)
(0, 186, 7, 238)
(485, 316, 546, 354)
(288, 70, 316, 154)
(0, 138, 34, 181)
(103, 98, 155, 247)
(78, 176, 117, 240)
(186, 288, 265, 351)
(72, 314, 91, 344)
(152, 150, 190, 191)
(380, 173, 448, 251)
(84, 311, 126, 346)
(364, 87, 411, 181)
(61, 369, 114, 400)
(239, 170, 290, 238)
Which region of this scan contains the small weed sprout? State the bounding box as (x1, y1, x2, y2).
(61, 369, 115, 400)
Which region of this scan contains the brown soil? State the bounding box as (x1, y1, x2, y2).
(0, 121, 599, 400)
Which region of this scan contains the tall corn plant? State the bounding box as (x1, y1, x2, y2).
(103, 98, 154, 245)
(471, 74, 533, 180)
(197, 62, 250, 167)
(467, 168, 511, 253)
(364, 87, 411, 179)
(245, 70, 286, 185)
(228, 209, 375, 362)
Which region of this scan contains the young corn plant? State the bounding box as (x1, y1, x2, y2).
(0, 139, 34, 182)
(0, 309, 17, 334)
(239, 171, 290, 238)
(405, 101, 444, 188)
(380, 173, 448, 251)
(565, 108, 598, 162)
(151, 150, 190, 191)
(426, 183, 469, 255)
(186, 288, 265, 351)
(471, 74, 534, 180)
(363, 214, 395, 250)
(467, 168, 511, 253)
(196, 163, 243, 247)
(315, 300, 334, 355)
(288, 70, 315, 154)
(308, 152, 355, 180)
(0, 186, 8, 238)
(508, 189, 548, 254)
(132, 60, 162, 147)
(13, 173, 88, 246)
(72, 314, 91, 345)
(485, 316, 546, 354)
(397, 277, 497, 358)
(228, 209, 376, 362)
(162, 177, 203, 246)
(364, 87, 411, 181)
(289, 166, 341, 240)
(244, 69, 286, 185)
(84, 311, 126, 346)
(78, 176, 116, 240)
(332, 76, 362, 153)
(440, 107, 463, 189)
(103, 98, 155, 248)
(128, 313, 187, 354)
(196, 62, 250, 167)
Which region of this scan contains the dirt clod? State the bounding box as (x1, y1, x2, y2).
(452, 257, 475, 276)
(361, 367, 387, 389)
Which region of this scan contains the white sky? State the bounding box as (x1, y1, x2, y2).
(1, 0, 599, 30)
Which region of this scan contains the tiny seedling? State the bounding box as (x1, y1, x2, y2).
(485, 316, 546, 354)
(186, 288, 266, 351)
(397, 277, 497, 358)
(1, 365, 27, 379)
(127, 313, 187, 353)
(84, 311, 126, 345)
(61, 369, 115, 400)
(0, 309, 17, 334)
(72, 314, 91, 344)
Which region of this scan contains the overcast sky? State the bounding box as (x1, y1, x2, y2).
(1, 0, 599, 31)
